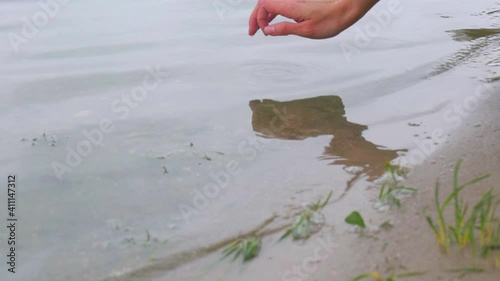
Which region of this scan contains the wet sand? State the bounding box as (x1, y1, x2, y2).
(324, 81, 500, 281)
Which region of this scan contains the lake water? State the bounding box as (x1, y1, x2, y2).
(0, 0, 499, 280)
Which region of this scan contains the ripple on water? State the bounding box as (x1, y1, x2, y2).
(237, 60, 318, 85)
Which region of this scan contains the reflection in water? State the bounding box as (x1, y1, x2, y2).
(448, 28, 500, 42)
(249, 96, 405, 189)
(431, 2, 500, 78)
(429, 28, 500, 78)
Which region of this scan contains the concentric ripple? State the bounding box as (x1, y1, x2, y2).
(238, 60, 317, 85)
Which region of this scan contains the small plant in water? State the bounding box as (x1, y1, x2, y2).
(426, 160, 500, 262)
(222, 237, 261, 263)
(280, 191, 333, 241)
(377, 162, 416, 208)
(345, 211, 366, 229)
(449, 267, 485, 278)
(352, 271, 424, 281)
(478, 206, 500, 268)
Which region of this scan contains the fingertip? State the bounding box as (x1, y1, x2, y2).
(263, 26, 275, 36)
(248, 5, 259, 37)
(248, 27, 258, 36)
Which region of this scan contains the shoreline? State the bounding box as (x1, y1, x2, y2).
(354, 80, 500, 280)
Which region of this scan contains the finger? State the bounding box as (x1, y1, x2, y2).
(263, 21, 312, 37)
(267, 13, 277, 23)
(257, 6, 270, 34)
(259, 0, 303, 22)
(248, 5, 260, 36)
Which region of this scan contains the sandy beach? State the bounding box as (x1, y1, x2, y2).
(326, 81, 500, 281)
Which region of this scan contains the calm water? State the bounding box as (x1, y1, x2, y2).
(0, 0, 499, 280)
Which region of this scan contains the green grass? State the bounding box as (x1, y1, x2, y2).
(425, 160, 499, 259)
(448, 267, 485, 278)
(449, 267, 484, 273)
(280, 191, 333, 241)
(222, 237, 261, 263)
(352, 271, 424, 281)
(480, 213, 500, 266)
(310, 190, 333, 212)
(378, 162, 416, 207)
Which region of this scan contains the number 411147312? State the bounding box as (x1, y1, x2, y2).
(7, 175, 16, 218)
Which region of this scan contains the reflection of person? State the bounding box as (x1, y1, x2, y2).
(249, 96, 405, 189)
(249, 0, 379, 39)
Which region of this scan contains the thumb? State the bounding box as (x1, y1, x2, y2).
(264, 21, 312, 37)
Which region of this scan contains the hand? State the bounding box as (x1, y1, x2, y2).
(248, 0, 379, 39)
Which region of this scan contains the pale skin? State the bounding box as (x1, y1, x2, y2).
(248, 0, 380, 39)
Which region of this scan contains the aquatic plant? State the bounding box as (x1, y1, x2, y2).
(377, 162, 416, 207)
(449, 267, 485, 278)
(310, 190, 333, 212)
(222, 237, 261, 263)
(480, 207, 500, 266)
(345, 211, 366, 229)
(352, 271, 424, 281)
(425, 160, 500, 260)
(280, 191, 333, 241)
